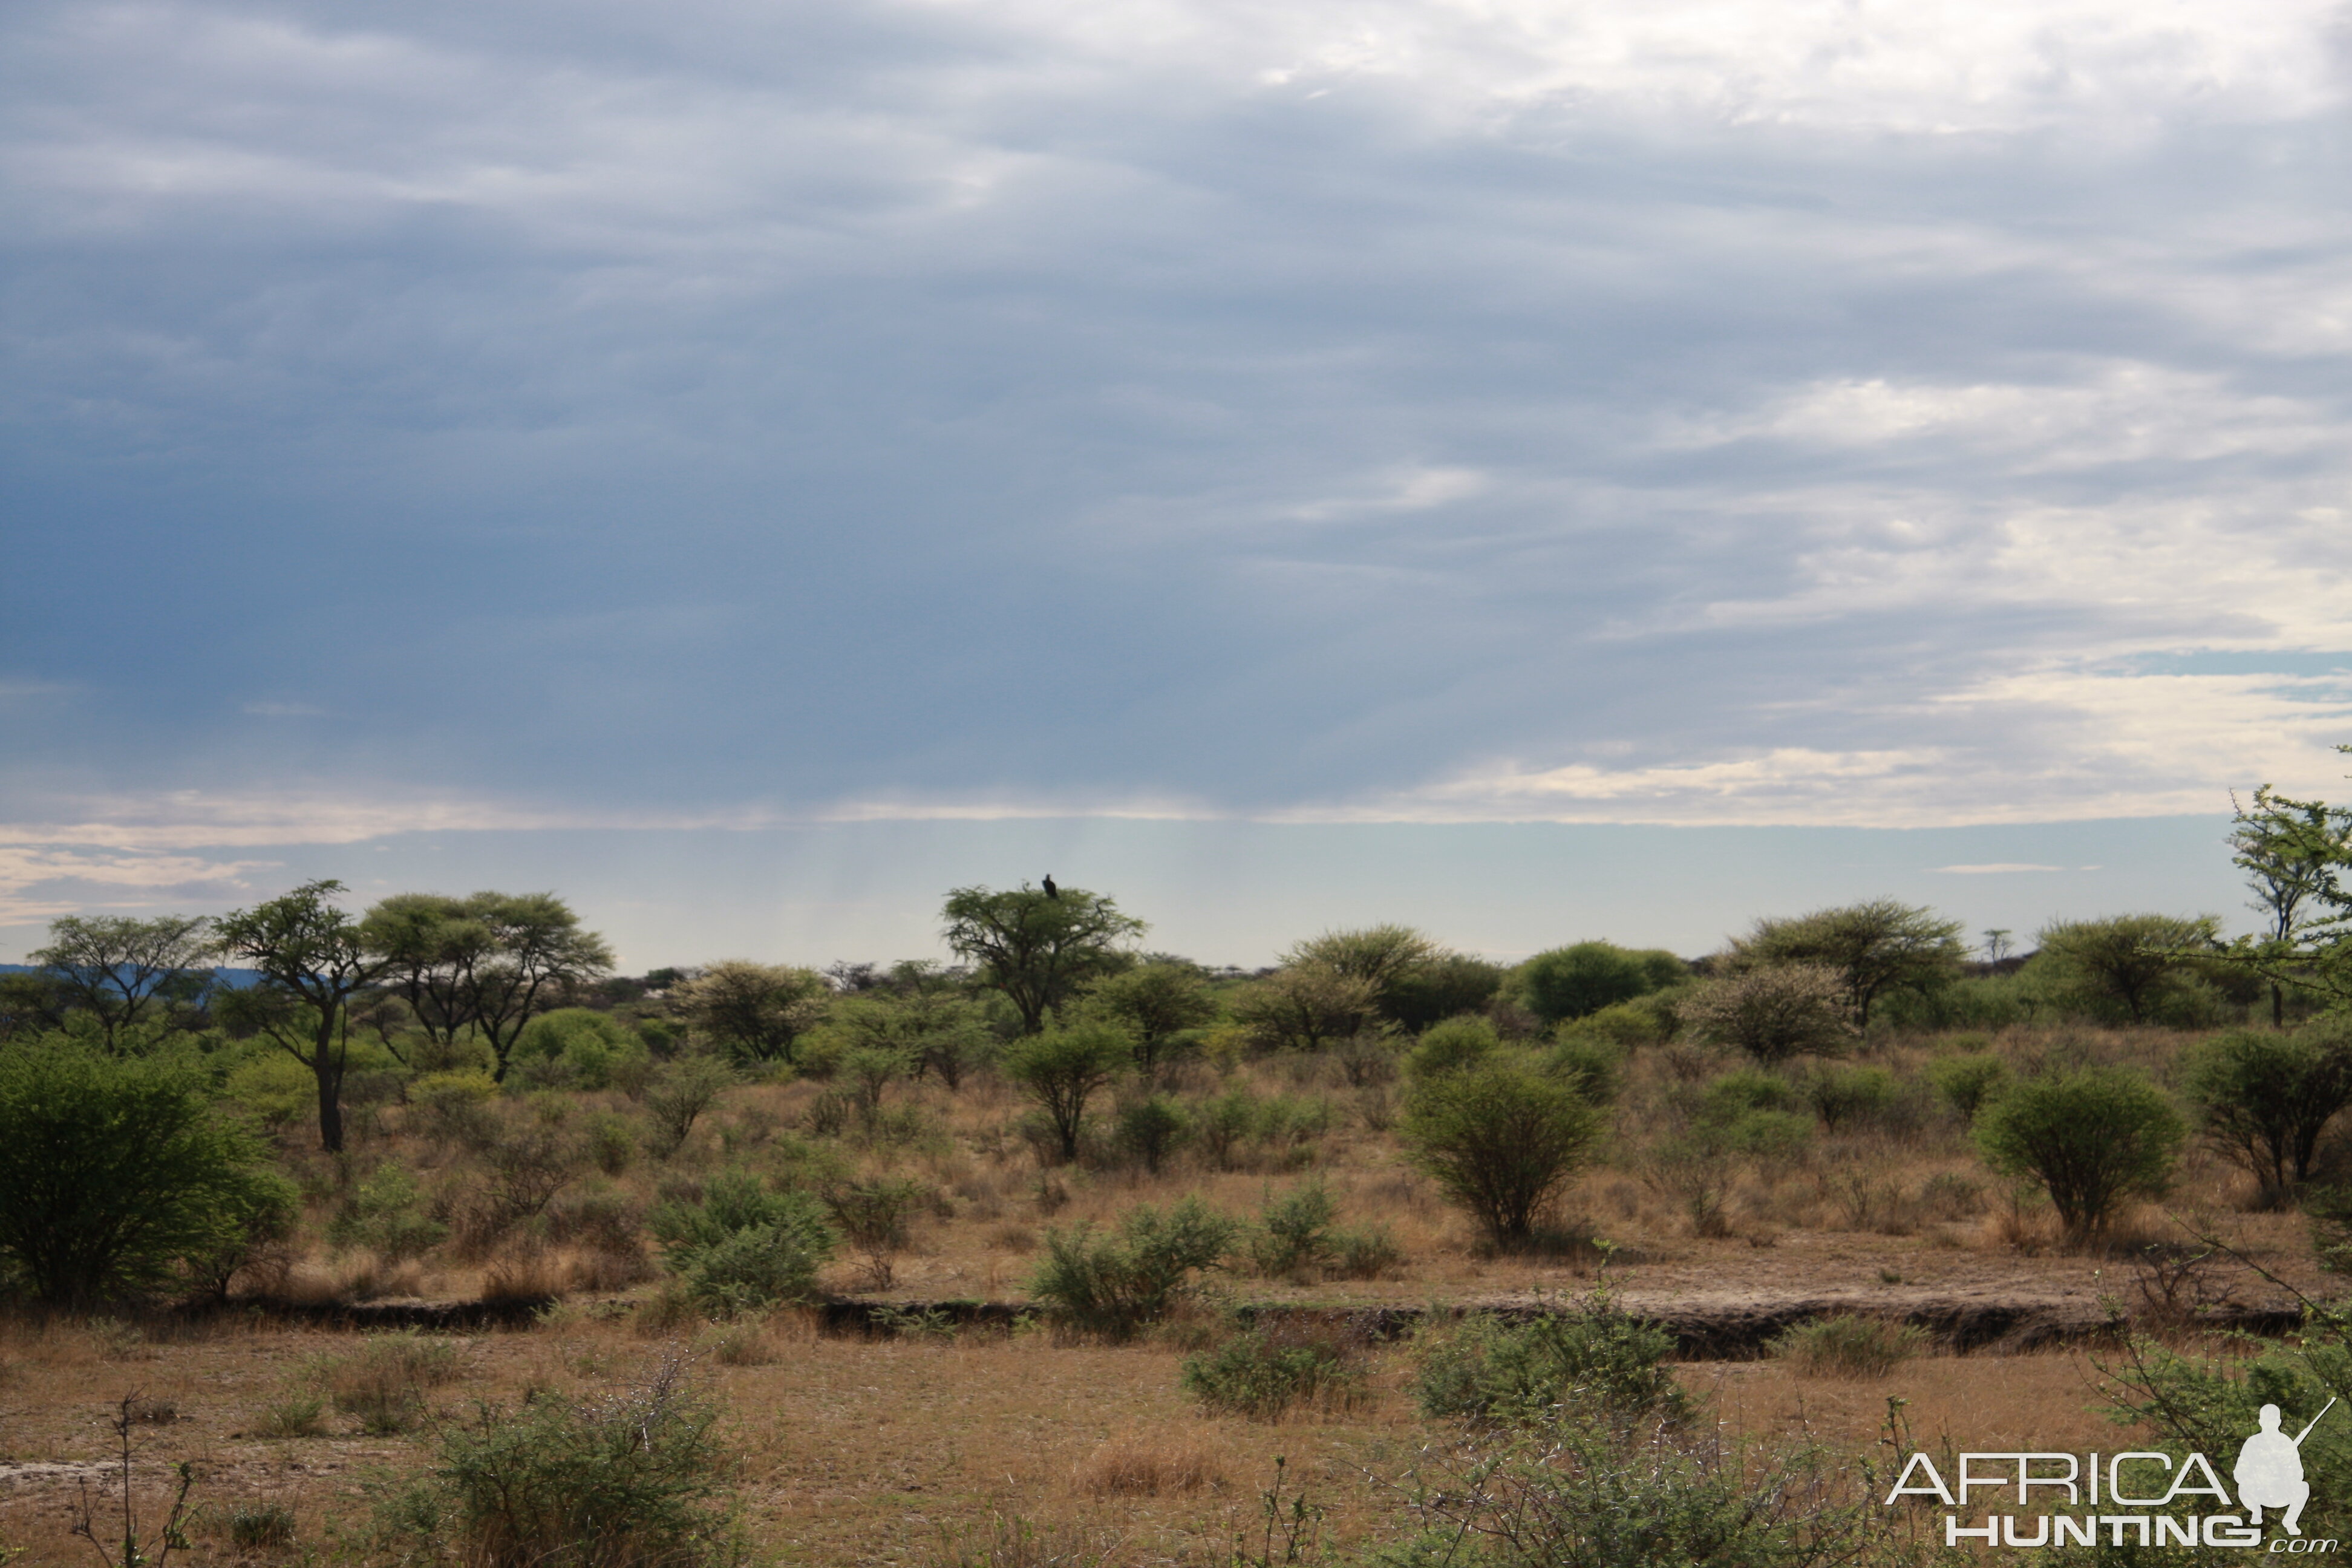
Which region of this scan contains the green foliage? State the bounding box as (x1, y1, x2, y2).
(673, 962, 829, 1067)
(1695, 1070, 1794, 1119)
(1181, 1326, 1364, 1419)
(1687, 1071, 1814, 1158)
(642, 1056, 734, 1159)
(29, 912, 215, 1050)
(1765, 1315, 1927, 1377)
(2029, 913, 2226, 1025)
(0, 1044, 294, 1305)
(1975, 1067, 2185, 1242)
(648, 1171, 835, 1314)
(2180, 1022, 2352, 1203)
(1113, 1094, 1189, 1174)
(516, 1008, 650, 1091)
(2097, 1325, 2352, 1543)
(1024, 1195, 1238, 1339)
(215, 878, 397, 1152)
(941, 883, 1145, 1034)
(375, 1352, 739, 1568)
(327, 1163, 449, 1261)
(999, 1021, 1131, 1160)
(1681, 965, 1854, 1063)
(1401, 1054, 1605, 1247)
(1383, 955, 1508, 1034)
(1541, 1039, 1622, 1108)
(1926, 1051, 2009, 1123)
(1554, 992, 1684, 1051)
(1249, 1180, 1338, 1279)
(1727, 900, 1966, 1027)
(1082, 962, 1217, 1076)
(224, 1051, 318, 1129)
(1230, 962, 1381, 1054)
(1193, 1085, 1333, 1170)
(1406, 1016, 1500, 1078)
(1414, 1301, 1687, 1426)
(1368, 1414, 1881, 1568)
(1516, 943, 1685, 1025)
(227, 1502, 298, 1549)
(1794, 1064, 1905, 1133)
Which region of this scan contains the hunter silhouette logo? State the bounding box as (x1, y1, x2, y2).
(2238, 1399, 2334, 1537)
(1886, 1397, 2341, 1550)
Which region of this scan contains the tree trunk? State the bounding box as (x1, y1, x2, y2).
(313, 1010, 345, 1153)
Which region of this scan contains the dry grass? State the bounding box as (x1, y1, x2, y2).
(1069, 1433, 1228, 1497)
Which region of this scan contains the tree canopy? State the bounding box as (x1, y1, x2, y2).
(1728, 900, 1966, 1027)
(941, 883, 1144, 1033)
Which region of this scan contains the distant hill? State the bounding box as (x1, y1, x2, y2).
(0, 962, 264, 988)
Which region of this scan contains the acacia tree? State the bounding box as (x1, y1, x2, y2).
(1230, 961, 1379, 1053)
(1083, 961, 1217, 1075)
(941, 883, 1144, 1033)
(2230, 785, 2352, 1024)
(2034, 914, 2221, 1025)
(359, 891, 613, 1080)
(1728, 900, 1965, 1027)
(214, 880, 394, 1152)
(30, 914, 215, 1050)
(675, 961, 832, 1066)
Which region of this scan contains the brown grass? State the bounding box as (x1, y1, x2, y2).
(1070, 1433, 1229, 1497)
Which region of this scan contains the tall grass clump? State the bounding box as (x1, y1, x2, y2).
(317, 1330, 464, 1436)
(376, 1351, 739, 1568)
(1766, 1315, 1929, 1379)
(1026, 1195, 1236, 1341)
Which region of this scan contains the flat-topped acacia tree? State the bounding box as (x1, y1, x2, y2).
(940, 883, 1143, 1034)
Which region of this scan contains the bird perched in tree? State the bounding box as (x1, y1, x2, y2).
(1042, 874, 1059, 899)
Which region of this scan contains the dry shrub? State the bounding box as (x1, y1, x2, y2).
(334, 1252, 426, 1302)
(1073, 1434, 1226, 1497)
(483, 1248, 567, 1304)
(930, 1514, 1122, 1568)
(318, 1330, 465, 1435)
(696, 1319, 780, 1367)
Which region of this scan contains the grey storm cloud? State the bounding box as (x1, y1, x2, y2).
(7, 0, 2352, 890)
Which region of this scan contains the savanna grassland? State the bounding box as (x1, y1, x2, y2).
(6, 880, 2352, 1567)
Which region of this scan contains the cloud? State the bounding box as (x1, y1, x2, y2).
(1932, 863, 2065, 874)
(6, 0, 2352, 850)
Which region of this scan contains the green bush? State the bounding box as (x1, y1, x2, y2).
(1927, 1051, 2009, 1123)
(1766, 1315, 1927, 1378)
(1249, 1180, 1338, 1279)
(0, 1044, 296, 1305)
(1025, 1195, 1236, 1340)
(1695, 1070, 1795, 1120)
(1194, 1085, 1332, 1170)
(2180, 1023, 2352, 1204)
(1181, 1326, 1364, 1420)
(328, 1164, 449, 1261)
(376, 1352, 739, 1568)
(515, 1008, 652, 1092)
(2027, 915, 2227, 1027)
(1516, 943, 1686, 1025)
(1681, 965, 1854, 1063)
(1542, 1039, 1622, 1106)
(1414, 1302, 1687, 1427)
(647, 1171, 834, 1314)
(1555, 992, 1684, 1051)
(1796, 1064, 1904, 1132)
(999, 1022, 1131, 1161)
(1114, 1095, 1190, 1174)
(1368, 1413, 1880, 1568)
(1406, 1016, 1500, 1078)
(1975, 1068, 2184, 1243)
(1402, 1055, 1604, 1247)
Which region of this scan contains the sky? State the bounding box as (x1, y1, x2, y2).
(6, 0, 2352, 969)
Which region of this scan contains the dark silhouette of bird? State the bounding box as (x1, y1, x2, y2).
(1042, 874, 1059, 900)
